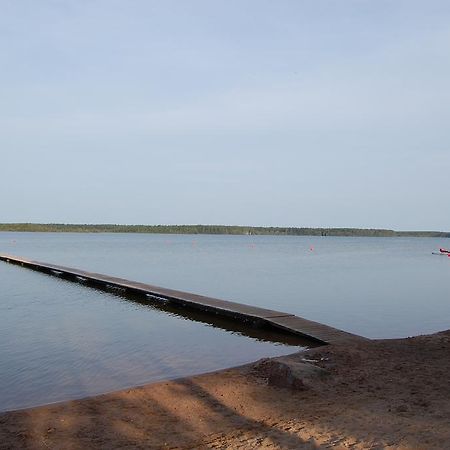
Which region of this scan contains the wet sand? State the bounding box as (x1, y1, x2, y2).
(1, 330, 449, 449)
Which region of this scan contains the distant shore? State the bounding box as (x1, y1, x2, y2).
(1, 223, 449, 238)
(1, 329, 449, 449)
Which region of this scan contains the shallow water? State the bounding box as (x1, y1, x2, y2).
(0, 260, 306, 413)
(1, 232, 449, 411)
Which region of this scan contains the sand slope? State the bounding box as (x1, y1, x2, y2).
(1, 330, 449, 449)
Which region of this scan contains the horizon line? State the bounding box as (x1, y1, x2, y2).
(0, 223, 449, 235)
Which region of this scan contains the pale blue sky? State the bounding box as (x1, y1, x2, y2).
(1, 0, 449, 230)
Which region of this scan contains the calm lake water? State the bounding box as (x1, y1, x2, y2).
(1, 232, 449, 411)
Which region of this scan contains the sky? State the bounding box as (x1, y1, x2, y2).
(1, 0, 449, 230)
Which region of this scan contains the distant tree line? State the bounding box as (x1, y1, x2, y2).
(0, 223, 448, 238)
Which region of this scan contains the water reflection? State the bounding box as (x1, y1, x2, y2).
(85, 279, 313, 347)
(0, 261, 311, 413)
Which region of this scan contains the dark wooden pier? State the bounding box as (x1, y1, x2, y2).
(0, 253, 367, 345)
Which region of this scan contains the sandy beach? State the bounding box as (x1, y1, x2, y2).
(0, 329, 449, 449)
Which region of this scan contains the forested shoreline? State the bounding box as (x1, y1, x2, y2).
(0, 223, 448, 238)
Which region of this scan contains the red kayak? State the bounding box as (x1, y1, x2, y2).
(432, 248, 450, 257)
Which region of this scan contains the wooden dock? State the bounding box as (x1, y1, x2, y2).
(0, 253, 368, 345)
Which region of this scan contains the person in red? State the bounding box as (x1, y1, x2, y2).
(439, 248, 450, 254)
